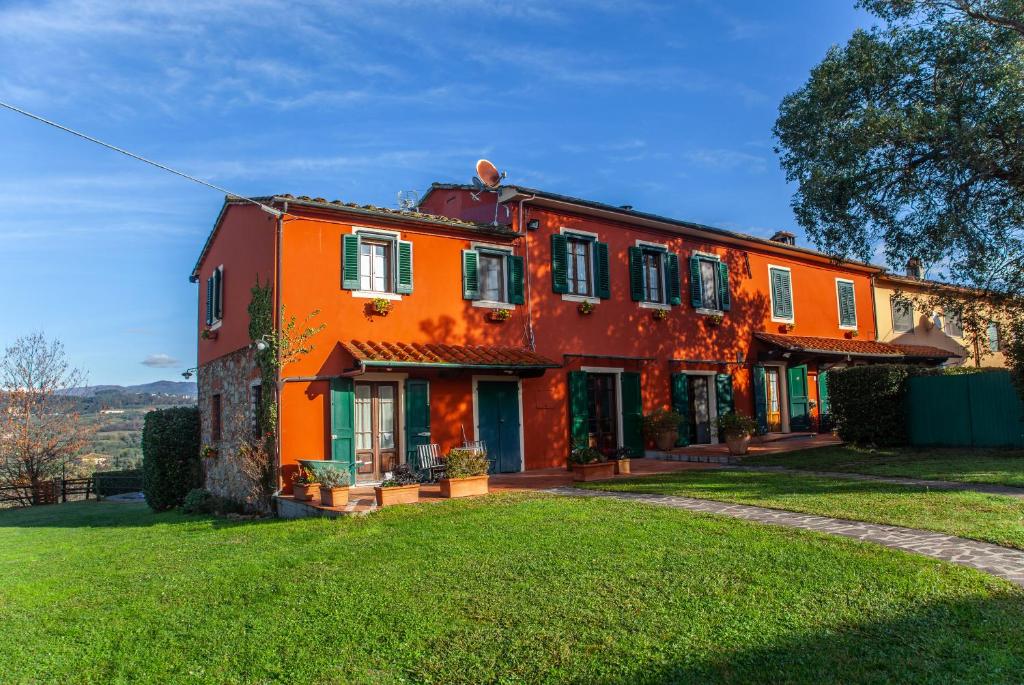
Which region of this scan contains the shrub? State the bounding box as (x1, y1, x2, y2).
(828, 365, 914, 446)
(641, 409, 684, 439)
(568, 444, 606, 465)
(181, 488, 218, 514)
(142, 406, 201, 511)
(318, 468, 350, 489)
(93, 469, 143, 497)
(292, 465, 318, 485)
(717, 412, 758, 438)
(445, 448, 489, 479)
(381, 464, 420, 488)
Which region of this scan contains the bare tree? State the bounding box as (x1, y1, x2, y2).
(0, 333, 92, 505)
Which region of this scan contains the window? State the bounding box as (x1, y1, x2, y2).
(699, 259, 719, 310)
(567, 238, 592, 296)
(932, 312, 943, 331)
(688, 255, 730, 311)
(478, 252, 506, 302)
(251, 384, 262, 439)
(892, 296, 914, 332)
(211, 394, 222, 442)
(944, 312, 963, 337)
(988, 322, 1001, 352)
(359, 239, 391, 293)
(769, 267, 794, 321)
(205, 266, 224, 326)
(642, 251, 664, 303)
(836, 280, 857, 328)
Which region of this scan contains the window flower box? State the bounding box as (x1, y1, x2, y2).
(780, 322, 796, 333)
(577, 301, 596, 315)
(489, 308, 512, 322)
(652, 309, 668, 321)
(705, 313, 724, 327)
(845, 329, 859, 339)
(370, 298, 392, 316)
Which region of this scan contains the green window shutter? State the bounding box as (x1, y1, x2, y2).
(621, 372, 644, 456)
(205, 276, 213, 326)
(715, 373, 735, 419)
(462, 250, 480, 300)
(752, 366, 768, 434)
(330, 377, 357, 485)
(568, 372, 589, 447)
(594, 242, 611, 299)
(342, 234, 360, 290)
(689, 256, 703, 308)
(666, 253, 681, 306)
(551, 234, 568, 294)
(628, 247, 644, 301)
(396, 240, 413, 294)
(771, 268, 793, 319)
(213, 268, 223, 320)
(507, 254, 525, 305)
(671, 373, 690, 447)
(718, 261, 731, 311)
(404, 379, 431, 468)
(838, 281, 856, 327)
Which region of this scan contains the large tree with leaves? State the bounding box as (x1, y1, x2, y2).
(774, 0, 1024, 368)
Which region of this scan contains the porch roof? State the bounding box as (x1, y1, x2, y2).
(343, 340, 559, 370)
(754, 332, 957, 361)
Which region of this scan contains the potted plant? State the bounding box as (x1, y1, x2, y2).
(371, 297, 391, 316)
(318, 467, 350, 507)
(652, 308, 668, 321)
(489, 308, 512, 322)
(568, 444, 616, 481)
(374, 465, 421, 507)
(200, 444, 219, 460)
(845, 329, 859, 339)
(717, 412, 758, 456)
(780, 322, 796, 333)
(705, 313, 724, 327)
(577, 301, 595, 315)
(439, 447, 490, 498)
(642, 408, 685, 451)
(201, 328, 218, 340)
(610, 446, 631, 475)
(291, 466, 319, 502)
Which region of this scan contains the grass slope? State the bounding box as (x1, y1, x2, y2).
(743, 445, 1024, 488)
(583, 470, 1024, 550)
(1, 496, 1023, 684)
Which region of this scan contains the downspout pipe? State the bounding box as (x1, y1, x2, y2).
(272, 203, 285, 496)
(516, 193, 538, 351)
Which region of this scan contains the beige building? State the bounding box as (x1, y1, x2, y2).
(873, 268, 1008, 368)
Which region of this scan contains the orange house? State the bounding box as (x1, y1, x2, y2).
(191, 185, 954, 503)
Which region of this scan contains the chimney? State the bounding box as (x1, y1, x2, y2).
(770, 230, 796, 246)
(906, 258, 923, 279)
(619, 204, 634, 211)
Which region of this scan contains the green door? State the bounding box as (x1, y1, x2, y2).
(752, 366, 768, 434)
(404, 379, 431, 467)
(787, 365, 810, 432)
(329, 377, 357, 484)
(817, 370, 831, 433)
(478, 381, 522, 473)
(671, 373, 690, 447)
(621, 372, 644, 457)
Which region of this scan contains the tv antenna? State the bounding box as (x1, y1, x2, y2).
(396, 189, 419, 210)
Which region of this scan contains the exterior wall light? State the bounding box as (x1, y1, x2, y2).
(527, 219, 540, 230)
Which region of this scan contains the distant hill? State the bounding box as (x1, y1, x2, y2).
(64, 381, 198, 398)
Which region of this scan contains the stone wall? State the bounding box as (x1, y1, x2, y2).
(197, 346, 271, 512)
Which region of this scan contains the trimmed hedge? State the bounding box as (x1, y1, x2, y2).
(142, 407, 202, 511)
(93, 469, 143, 497)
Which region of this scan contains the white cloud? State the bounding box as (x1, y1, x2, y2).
(682, 149, 768, 173)
(141, 353, 179, 368)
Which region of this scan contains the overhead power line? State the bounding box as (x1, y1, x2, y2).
(0, 100, 282, 217)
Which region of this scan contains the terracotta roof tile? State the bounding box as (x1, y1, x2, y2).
(754, 332, 957, 359)
(343, 341, 558, 369)
(272, 194, 499, 231)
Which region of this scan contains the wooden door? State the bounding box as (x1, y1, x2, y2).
(765, 368, 782, 432)
(477, 381, 522, 473)
(586, 374, 618, 455)
(353, 381, 399, 482)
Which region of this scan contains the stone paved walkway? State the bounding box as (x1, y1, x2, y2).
(548, 486, 1024, 588)
(726, 465, 1024, 499)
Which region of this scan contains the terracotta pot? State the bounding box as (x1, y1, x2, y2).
(613, 458, 631, 475)
(374, 483, 420, 507)
(655, 431, 678, 451)
(724, 433, 751, 456)
(292, 482, 319, 502)
(571, 461, 616, 482)
(440, 475, 489, 498)
(319, 485, 349, 507)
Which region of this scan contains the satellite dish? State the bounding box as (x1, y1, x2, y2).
(475, 159, 504, 188)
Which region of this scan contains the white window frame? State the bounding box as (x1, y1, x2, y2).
(636, 239, 672, 311)
(768, 264, 795, 323)
(350, 226, 405, 301)
(692, 250, 724, 315)
(470, 241, 516, 310)
(835, 278, 858, 330)
(560, 227, 600, 305)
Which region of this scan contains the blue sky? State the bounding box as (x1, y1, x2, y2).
(0, 0, 873, 385)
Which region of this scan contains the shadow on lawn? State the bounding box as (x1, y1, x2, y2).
(623, 594, 1024, 684)
(0, 500, 290, 529)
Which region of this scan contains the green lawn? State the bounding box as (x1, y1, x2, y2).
(1, 497, 1024, 683)
(743, 445, 1024, 488)
(581, 470, 1024, 550)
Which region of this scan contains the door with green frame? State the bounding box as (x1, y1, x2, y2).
(477, 381, 522, 473)
(671, 372, 734, 446)
(568, 371, 644, 457)
(787, 365, 811, 432)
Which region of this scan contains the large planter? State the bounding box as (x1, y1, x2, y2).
(374, 483, 420, 507)
(655, 430, 679, 451)
(571, 461, 616, 482)
(440, 475, 489, 498)
(724, 433, 752, 456)
(292, 482, 319, 502)
(319, 485, 350, 507)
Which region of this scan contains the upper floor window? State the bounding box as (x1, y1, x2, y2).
(769, 266, 794, 321)
(944, 312, 963, 337)
(479, 251, 507, 302)
(629, 244, 681, 306)
(689, 255, 730, 312)
(551, 231, 610, 301)
(642, 251, 663, 303)
(892, 296, 914, 332)
(836, 279, 857, 328)
(205, 265, 224, 327)
(342, 230, 413, 296)
(462, 247, 524, 305)
(988, 321, 1001, 352)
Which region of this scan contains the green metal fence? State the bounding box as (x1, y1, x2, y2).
(907, 372, 1024, 448)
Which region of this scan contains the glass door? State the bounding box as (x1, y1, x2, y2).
(586, 374, 618, 455)
(353, 381, 399, 482)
